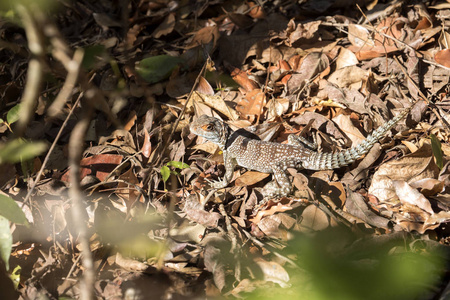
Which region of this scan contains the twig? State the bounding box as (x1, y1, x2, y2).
(155, 58, 210, 166)
(239, 227, 299, 268)
(48, 48, 84, 117)
(393, 56, 450, 132)
(23, 92, 83, 207)
(15, 5, 45, 137)
(68, 102, 96, 300)
(40, 15, 121, 129)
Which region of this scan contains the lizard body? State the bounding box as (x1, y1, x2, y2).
(190, 101, 417, 198)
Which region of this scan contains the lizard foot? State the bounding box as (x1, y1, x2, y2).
(204, 177, 229, 189)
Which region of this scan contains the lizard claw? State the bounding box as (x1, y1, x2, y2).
(205, 177, 228, 189)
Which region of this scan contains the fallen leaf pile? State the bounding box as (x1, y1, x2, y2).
(1, 0, 450, 299)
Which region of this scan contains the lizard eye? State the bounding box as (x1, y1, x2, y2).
(205, 124, 213, 131)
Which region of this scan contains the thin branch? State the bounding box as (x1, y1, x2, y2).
(23, 92, 83, 206)
(15, 5, 45, 137)
(68, 101, 95, 300)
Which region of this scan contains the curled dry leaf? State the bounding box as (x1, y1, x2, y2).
(345, 190, 391, 229)
(327, 65, 370, 89)
(141, 127, 152, 159)
(169, 221, 206, 243)
(191, 91, 239, 120)
(115, 252, 148, 272)
(152, 13, 175, 38)
(369, 143, 440, 202)
(231, 68, 259, 92)
(250, 199, 294, 223)
(332, 114, 366, 145)
(392, 180, 434, 214)
(186, 25, 220, 49)
(409, 178, 445, 196)
(425, 211, 450, 226)
(254, 258, 290, 288)
(335, 47, 359, 69)
(196, 76, 215, 95)
(300, 204, 329, 232)
(256, 213, 297, 238)
(247, 2, 265, 19)
(348, 17, 422, 60)
(286, 52, 329, 95)
(116, 168, 140, 208)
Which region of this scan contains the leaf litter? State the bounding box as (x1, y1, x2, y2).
(1, 0, 450, 299)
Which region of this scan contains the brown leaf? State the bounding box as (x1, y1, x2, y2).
(236, 89, 266, 117)
(186, 25, 220, 49)
(152, 13, 175, 38)
(116, 168, 140, 208)
(191, 91, 239, 120)
(409, 178, 445, 196)
(247, 2, 265, 19)
(234, 171, 270, 187)
(141, 127, 152, 158)
(124, 110, 137, 131)
(368, 143, 440, 202)
(254, 258, 290, 287)
(392, 180, 434, 214)
(196, 76, 214, 95)
(61, 154, 123, 182)
(184, 195, 222, 228)
(434, 49, 450, 68)
(348, 17, 421, 60)
(250, 200, 294, 224)
(230, 68, 259, 92)
(300, 204, 329, 231)
(345, 189, 390, 229)
(115, 252, 148, 272)
(286, 52, 329, 94)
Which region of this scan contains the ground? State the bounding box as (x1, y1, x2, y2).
(0, 0, 450, 299)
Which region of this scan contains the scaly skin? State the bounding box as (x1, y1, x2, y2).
(190, 100, 417, 198)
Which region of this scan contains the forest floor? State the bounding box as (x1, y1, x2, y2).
(1, 0, 450, 299)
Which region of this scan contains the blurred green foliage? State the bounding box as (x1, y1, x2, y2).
(248, 229, 445, 300)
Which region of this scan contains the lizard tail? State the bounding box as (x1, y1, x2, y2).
(305, 99, 419, 170)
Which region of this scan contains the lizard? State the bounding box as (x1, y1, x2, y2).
(190, 100, 418, 200)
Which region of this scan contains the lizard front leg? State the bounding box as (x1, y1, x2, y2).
(210, 150, 236, 189)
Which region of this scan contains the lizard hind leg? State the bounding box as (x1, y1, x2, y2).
(288, 134, 317, 150)
(261, 167, 292, 198)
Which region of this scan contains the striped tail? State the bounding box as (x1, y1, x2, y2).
(304, 99, 419, 170)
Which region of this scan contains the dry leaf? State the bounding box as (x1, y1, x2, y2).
(300, 204, 329, 231)
(392, 180, 434, 214)
(234, 171, 270, 187)
(254, 258, 290, 287)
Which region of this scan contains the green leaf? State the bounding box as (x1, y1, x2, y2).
(6, 104, 21, 124)
(82, 45, 107, 70)
(166, 161, 189, 169)
(431, 134, 443, 169)
(135, 55, 184, 84)
(0, 216, 12, 271)
(10, 265, 21, 289)
(160, 165, 170, 183)
(0, 194, 28, 225)
(0, 139, 47, 164)
(204, 70, 239, 90)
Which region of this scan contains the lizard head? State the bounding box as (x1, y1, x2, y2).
(190, 115, 229, 148)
